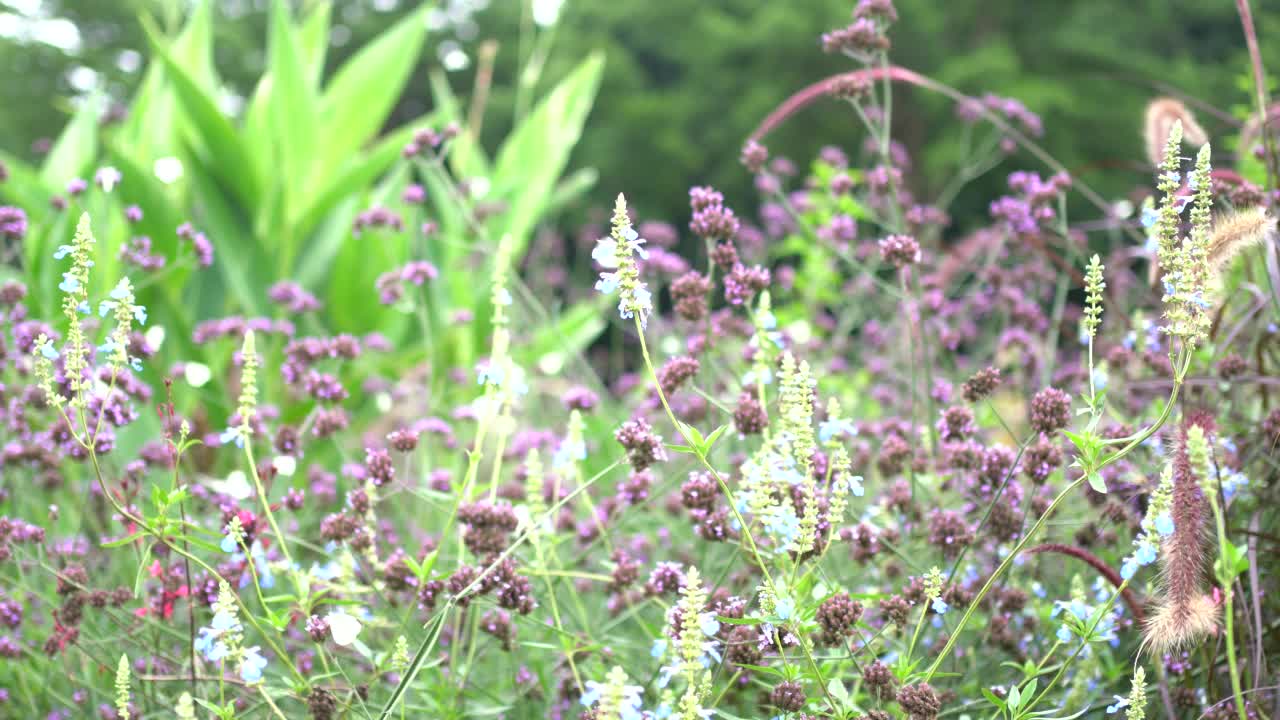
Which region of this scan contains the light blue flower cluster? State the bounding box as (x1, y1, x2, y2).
(192, 583, 268, 683)
(1120, 470, 1174, 580)
(653, 610, 723, 689)
(578, 676, 644, 720)
(593, 195, 653, 328)
(1051, 595, 1117, 646)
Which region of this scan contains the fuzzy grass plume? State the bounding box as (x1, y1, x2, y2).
(1207, 206, 1275, 273)
(1143, 421, 1219, 653)
(1143, 97, 1207, 167)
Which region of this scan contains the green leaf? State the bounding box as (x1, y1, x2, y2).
(982, 687, 1007, 711)
(40, 93, 101, 187)
(141, 18, 262, 210)
(827, 678, 850, 705)
(291, 116, 434, 249)
(1022, 678, 1038, 702)
(486, 53, 605, 258)
(298, 1, 332, 89)
(702, 424, 729, 452)
(266, 0, 318, 227)
(313, 3, 431, 198)
(679, 421, 706, 450)
(187, 165, 271, 316)
(1085, 471, 1107, 494)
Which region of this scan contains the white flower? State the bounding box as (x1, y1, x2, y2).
(153, 156, 184, 184)
(326, 611, 362, 646)
(95, 166, 122, 192)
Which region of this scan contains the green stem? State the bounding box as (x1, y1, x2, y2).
(631, 316, 837, 711)
(1209, 494, 1248, 720)
(243, 441, 295, 569)
(924, 475, 1085, 680)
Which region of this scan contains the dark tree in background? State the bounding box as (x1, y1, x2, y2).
(1, 0, 1273, 231)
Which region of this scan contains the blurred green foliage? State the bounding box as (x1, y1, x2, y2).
(1, 0, 1278, 231)
(0, 0, 608, 423)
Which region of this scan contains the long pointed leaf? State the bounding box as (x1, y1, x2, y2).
(313, 4, 431, 195)
(141, 17, 262, 211)
(40, 94, 101, 187)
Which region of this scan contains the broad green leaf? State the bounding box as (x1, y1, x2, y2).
(142, 21, 262, 210)
(187, 165, 271, 316)
(267, 0, 318, 230)
(123, 2, 215, 165)
(298, 1, 332, 89)
(428, 70, 491, 179)
(292, 115, 435, 245)
(544, 166, 600, 216)
(521, 298, 609, 367)
(0, 151, 51, 211)
(325, 165, 412, 336)
(314, 4, 431, 197)
(486, 52, 605, 258)
(40, 93, 101, 187)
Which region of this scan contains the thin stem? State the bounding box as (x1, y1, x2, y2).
(924, 475, 1085, 680)
(631, 316, 838, 711)
(243, 441, 295, 569)
(1210, 494, 1248, 720)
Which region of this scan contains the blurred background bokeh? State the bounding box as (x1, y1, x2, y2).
(0, 0, 1273, 232)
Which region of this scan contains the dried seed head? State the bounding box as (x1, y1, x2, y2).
(1143, 98, 1207, 167)
(1143, 424, 1219, 653)
(1207, 206, 1275, 274)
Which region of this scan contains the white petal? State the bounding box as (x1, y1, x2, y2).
(184, 362, 212, 388)
(326, 612, 362, 646)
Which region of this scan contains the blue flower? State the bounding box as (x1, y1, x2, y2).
(476, 362, 503, 386)
(239, 541, 274, 590)
(553, 439, 586, 470)
(219, 427, 244, 448)
(1135, 543, 1157, 566)
(1056, 624, 1073, 643)
(53, 245, 73, 259)
(650, 637, 667, 658)
(931, 597, 950, 615)
(774, 596, 795, 621)
(699, 612, 721, 637)
(239, 646, 268, 683)
(310, 561, 340, 581)
(1154, 513, 1174, 537)
(220, 533, 239, 554)
(211, 610, 238, 632)
(1120, 558, 1139, 581)
(1223, 472, 1249, 502)
(591, 239, 620, 268)
(40, 343, 59, 360)
(818, 418, 857, 444)
(1104, 694, 1126, 710)
(194, 627, 226, 661)
(1140, 206, 1158, 228)
(595, 272, 620, 295)
(58, 273, 80, 293)
(76, 301, 89, 315)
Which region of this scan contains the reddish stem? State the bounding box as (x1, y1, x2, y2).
(1027, 542, 1146, 625)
